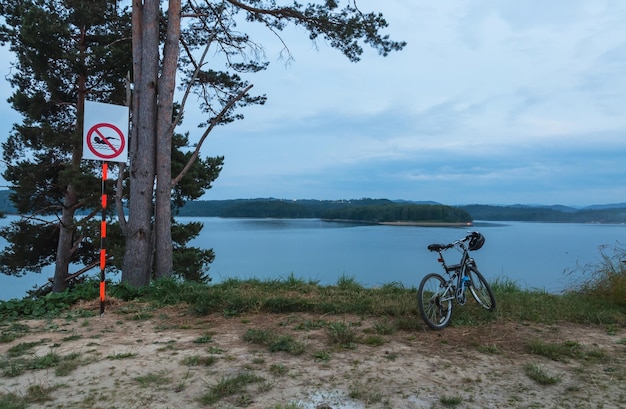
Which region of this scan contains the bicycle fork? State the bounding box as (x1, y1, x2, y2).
(453, 270, 470, 305)
(455, 258, 477, 305)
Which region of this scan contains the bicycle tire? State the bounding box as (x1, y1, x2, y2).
(466, 266, 496, 311)
(418, 273, 453, 330)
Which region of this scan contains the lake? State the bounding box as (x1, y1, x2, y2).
(1, 216, 625, 300)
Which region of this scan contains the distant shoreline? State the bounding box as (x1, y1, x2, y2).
(379, 221, 473, 227)
(322, 219, 473, 227)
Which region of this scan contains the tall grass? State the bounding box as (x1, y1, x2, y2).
(1, 246, 625, 326)
(571, 243, 626, 307)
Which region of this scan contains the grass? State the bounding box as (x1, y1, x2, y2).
(193, 333, 214, 344)
(242, 328, 306, 355)
(2, 251, 626, 327)
(0, 352, 82, 378)
(199, 372, 265, 405)
(440, 395, 463, 406)
(7, 340, 46, 357)
(313, 350, 332, 362)
(269, 364, 288, 376)
(348, 381, 384, 404)
(574, 243, 626, 307)
(0, 323, 30, 344)
(0, 383, 57, 408)
(524, 363, 561, 385)
(527, 339, 607, 362)
(326, 321, 358, 348)
(0, 245, 624, 407)
(182, 355, 216, 366)
(135, 371, 171, 387)
(107, 352, 138, 360)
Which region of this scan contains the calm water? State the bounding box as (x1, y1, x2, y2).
(1, 216, 625, 300)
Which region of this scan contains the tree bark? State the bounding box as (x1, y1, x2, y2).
(154, 0, 182, 280)
(122, 0, 160, 287)
(53, 24, 89, 293)
(52, 182, 77, 293)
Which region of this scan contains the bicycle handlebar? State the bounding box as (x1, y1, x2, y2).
(426, 232, 478, 252)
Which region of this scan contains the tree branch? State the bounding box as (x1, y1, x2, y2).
(225, 0, 313, 21)
(171, 84, 253, 187)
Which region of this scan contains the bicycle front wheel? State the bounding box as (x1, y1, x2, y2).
(466, 266, 496, 311)
(418, 273, 453, 330)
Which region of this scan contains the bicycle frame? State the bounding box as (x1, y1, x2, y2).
(433, 240, 475, 305)
(418, 231, 495, 330)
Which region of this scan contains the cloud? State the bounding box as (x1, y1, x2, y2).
(1, 1, 625, 206)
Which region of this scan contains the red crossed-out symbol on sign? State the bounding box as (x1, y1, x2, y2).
(86, 123, 126, 159)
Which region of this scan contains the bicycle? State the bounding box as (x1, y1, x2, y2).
(418, 231, 496, 330)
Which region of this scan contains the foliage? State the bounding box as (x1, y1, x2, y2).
(526, 339, 606, 362)
(1, 264, 624, 327)
(0, 280, 98, 320)
(0, 2, 224, 286)
(178, 198, 395, 218)
(220, 200, 313, 218)
(1, 232, 623, 325)
(242, 328, 306, 355)
(179, 198, 473, 224)
(151, 197, 626, 223)
(0, 0, 131, 290)
(524, 363, 560, 385)
(323, 203, 472, 223)
(573, 243, 626, 307)
(461, 204, 626, 223)
(171, 133, 224, 211)
(199, 372, 264, 405)
(0, 218, 58, 276)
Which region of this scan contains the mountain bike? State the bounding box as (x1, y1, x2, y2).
(418, 232, 496, 330)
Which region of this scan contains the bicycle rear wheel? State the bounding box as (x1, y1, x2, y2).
(466, 266, 496, 311)
(418, 273, 453, 330)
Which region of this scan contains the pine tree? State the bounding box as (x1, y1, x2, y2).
(0, 0, 132, 291)
(0, 0, 225, 291)
(125, 0, 406, 286)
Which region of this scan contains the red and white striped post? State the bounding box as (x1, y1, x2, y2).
(82, 100, 129, 316)
(100, 162, 108, 316)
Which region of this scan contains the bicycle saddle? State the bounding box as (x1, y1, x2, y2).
(427, 244, 449, 252)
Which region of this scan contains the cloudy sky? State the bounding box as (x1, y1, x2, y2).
(1, 0, 625, 206)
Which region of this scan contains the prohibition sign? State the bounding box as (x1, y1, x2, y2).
(86, 123, 126, 160)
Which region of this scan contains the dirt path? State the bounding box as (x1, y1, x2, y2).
(1, 301, 625, 408)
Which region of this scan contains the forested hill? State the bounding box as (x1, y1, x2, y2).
(177, 199, 626, 223)
(1, 190, 625, 223)
(177, 199, 470, 224)
(458, 204, 626, 223)
(178, 198, 398, 218)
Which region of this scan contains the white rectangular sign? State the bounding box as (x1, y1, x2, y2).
(82, 100, 129, 163)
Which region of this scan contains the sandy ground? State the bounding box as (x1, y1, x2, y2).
(1, 301, 625, 409)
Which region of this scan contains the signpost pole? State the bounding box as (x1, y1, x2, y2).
(100, 162, 108, 316)
(82, 101, 128, 316)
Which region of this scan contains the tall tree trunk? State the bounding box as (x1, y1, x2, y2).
(52, 181, 77, 293)
(122, 0, 160, 287)
(53, 25, 88, 293)
(154, 0, 181, 279)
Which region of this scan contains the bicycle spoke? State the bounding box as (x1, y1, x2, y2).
(418, 273, 452, 330)
(466, 266, 496, 311)
(421, 232, 496, 330)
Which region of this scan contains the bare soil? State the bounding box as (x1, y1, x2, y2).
(1, 300, 625, 408)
